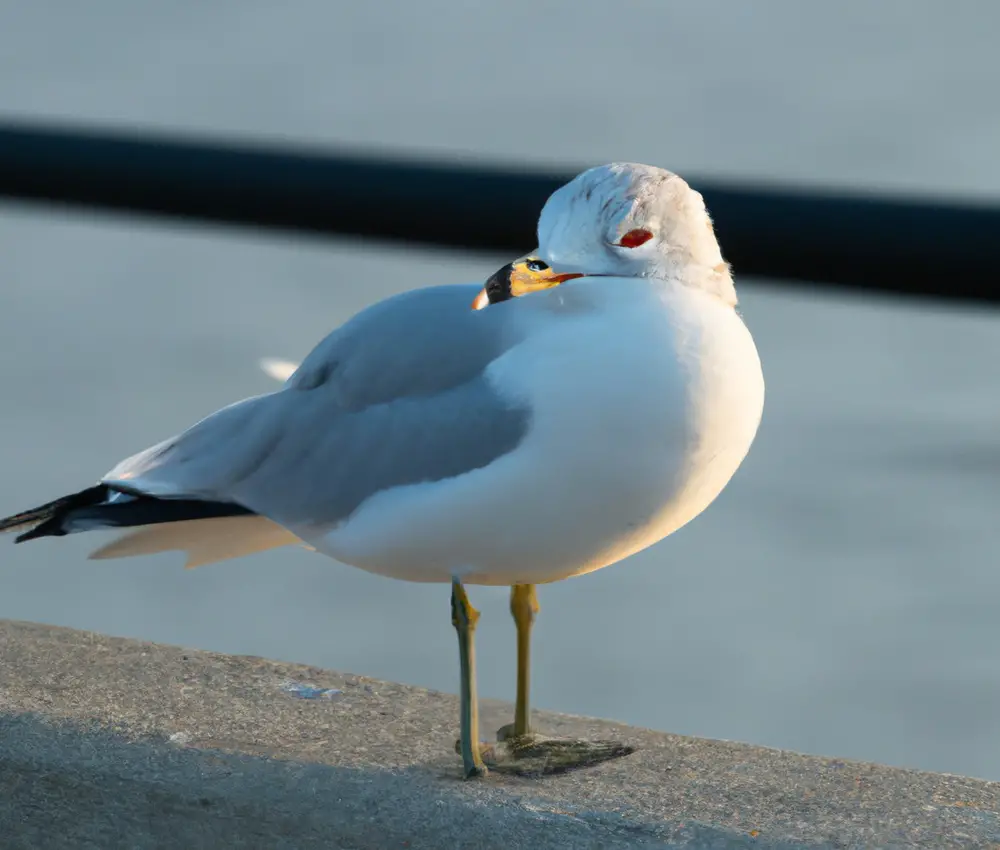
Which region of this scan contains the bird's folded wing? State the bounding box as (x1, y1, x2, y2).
(105, 284, 530, 530)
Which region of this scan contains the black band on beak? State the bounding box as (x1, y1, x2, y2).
(483, 263, 515, 304)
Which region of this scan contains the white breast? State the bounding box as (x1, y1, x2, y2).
(319, 278, 764, 585)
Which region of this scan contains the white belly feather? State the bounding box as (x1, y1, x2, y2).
(316, 279, 764, 585)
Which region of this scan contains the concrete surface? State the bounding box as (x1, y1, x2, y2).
(1, 619, 998, 849)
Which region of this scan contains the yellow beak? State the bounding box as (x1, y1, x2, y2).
(471, 257, 585, 310)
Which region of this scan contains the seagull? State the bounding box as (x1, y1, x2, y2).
(0, 163, 765, 778)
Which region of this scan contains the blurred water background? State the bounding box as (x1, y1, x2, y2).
(2, 1, 1000, 780)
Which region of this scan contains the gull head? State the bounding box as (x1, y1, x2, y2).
(476, 163, 736, 309)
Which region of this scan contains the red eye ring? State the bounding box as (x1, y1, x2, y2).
(616, 228, 654, 249)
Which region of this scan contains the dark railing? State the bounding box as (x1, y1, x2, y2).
(1, 118, 998, 305)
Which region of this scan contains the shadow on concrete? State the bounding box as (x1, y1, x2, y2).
(0, 712, 808, 850)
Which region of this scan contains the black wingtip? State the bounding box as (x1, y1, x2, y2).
(0, 485, 110, 543)
(2, 483, 256, 544)
(14, 522, 69, 543)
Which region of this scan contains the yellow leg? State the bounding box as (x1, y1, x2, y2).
(489, 584, 636, 776)
(451, 577, 487, 778)
(510, 583, 540, 738)
(451, 581, 634, 777)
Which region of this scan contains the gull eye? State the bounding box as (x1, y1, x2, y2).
(616, 228, 654, 249)
(525, 259, 550, 272)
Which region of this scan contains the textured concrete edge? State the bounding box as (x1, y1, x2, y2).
(0, 618, 998, 850)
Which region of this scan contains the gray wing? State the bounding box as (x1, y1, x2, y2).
(105, 284, 530, 527)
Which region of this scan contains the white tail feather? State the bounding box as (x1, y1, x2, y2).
(259, 357, 300, 382)
(88, 515, 305, 569)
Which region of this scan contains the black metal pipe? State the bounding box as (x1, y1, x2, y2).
(0, 118, 998, 305)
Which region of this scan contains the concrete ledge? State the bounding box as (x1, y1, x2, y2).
(0, 619, 997, 849)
